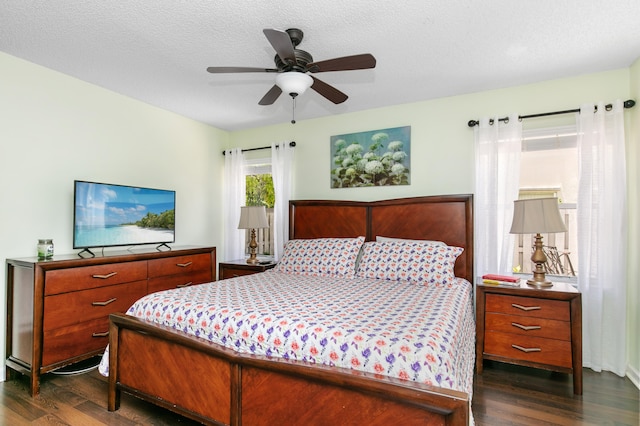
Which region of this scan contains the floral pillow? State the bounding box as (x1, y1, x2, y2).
(356, 241, 463, 286)
(274, 236, 365, 278)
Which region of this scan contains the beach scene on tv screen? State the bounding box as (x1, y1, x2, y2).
(74, 182, 175, 248)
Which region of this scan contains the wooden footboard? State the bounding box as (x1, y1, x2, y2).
(108, 313, 470, 426)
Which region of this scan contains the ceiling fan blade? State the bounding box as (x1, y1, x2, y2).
(308, 54, 376, 73)
(207, 66, 278, 73)
(258, 85, 283, 105)
(310, 76, 348, 104)
(263, 29, 296, 65)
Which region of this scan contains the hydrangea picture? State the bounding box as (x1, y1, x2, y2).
(330, 126, 411, 188)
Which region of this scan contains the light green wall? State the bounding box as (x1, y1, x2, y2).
(229, 67, 639, 385)
(0, 52, 227, 381)
(229, 69, 630, 202)
(628, 57, 640, 385)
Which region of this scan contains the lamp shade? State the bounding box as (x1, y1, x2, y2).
(275, 72, 313, 96)
(238, 206, 269, 229)
(510, 198, 567, 234)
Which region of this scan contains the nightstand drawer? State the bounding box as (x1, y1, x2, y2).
(221, 267, 262, 279)
(486, 294, 569, 321)
(485, 331, 572, 368)
(218, 259, 277, 280)
(485, 312, 571, 341)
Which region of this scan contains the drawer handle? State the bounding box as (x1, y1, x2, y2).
(511, 303, 541, 312)
(92, 297, 117, 306)
(176, 282, 193, 288)
(92, 331, 109, 338)
(92, 272, 118, 279)
(512, 344, 541, 353)
(176, 261, 193, 268)
(512, 322, 542, 331)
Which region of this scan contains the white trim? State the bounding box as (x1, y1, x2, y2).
(627, 364, 640, 389)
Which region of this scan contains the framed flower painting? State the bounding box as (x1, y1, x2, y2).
(330, 126, 411, 188)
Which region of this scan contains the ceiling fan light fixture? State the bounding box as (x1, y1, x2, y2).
(275, 72, 313, 96)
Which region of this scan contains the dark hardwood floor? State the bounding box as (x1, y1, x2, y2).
(474, 361, 639, 425)
(0, 361, 637, 425)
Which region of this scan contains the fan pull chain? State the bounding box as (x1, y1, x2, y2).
(291, 93, 298, 124)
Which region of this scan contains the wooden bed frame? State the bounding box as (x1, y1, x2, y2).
(107, 194, 474, 425)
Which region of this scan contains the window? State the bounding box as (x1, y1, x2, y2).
(513, 124, 578, 279)
(243, 158, 275, 256)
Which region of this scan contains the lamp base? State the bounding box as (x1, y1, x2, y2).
(528, 235, 553, 288)
(246, 228, 259, 264)
(526, 279, 553, 288)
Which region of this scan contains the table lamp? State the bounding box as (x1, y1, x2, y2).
(509, 198, 567, 287)
(238, 206, 269, 264)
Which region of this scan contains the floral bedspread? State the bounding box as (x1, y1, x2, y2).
(99, 271, 475, 397)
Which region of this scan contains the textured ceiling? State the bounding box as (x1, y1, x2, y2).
(2, 1, 639, 131)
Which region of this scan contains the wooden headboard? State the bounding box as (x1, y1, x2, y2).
(289, 194, 474, 282)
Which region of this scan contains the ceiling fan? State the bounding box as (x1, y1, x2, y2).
(206, 28, 376, 106)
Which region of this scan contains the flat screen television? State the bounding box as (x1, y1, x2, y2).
(73, 180, 175, 254)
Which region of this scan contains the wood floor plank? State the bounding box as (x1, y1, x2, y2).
(0, 379, 51, 423)
(0, 405, 33, 426)
(32, 382, 106, 426)
(73, 400, 141, 426)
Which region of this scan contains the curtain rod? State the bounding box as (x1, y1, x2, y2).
(467, 99, 635, 128)
(222, 141, 296, 155)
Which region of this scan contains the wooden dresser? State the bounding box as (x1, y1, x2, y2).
(476, 280, 582, 395)
(5, 246, 216, 396)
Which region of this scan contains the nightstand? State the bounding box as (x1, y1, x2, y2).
(475, 280, 582, 395)
(218, 259, 277, 280)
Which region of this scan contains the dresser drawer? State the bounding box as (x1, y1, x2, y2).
(485, 331, 572, 368)
(485, 294, 570, 321)
(148, 253, 212, 278)
(43, 280, 147, 330)
(148, 269, 213, 294)
(42, 316, 111, 366)
(45, 261, 147, 295)
(485, 312, 571, 341)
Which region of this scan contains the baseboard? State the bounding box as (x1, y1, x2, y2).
(628, 364, 640, 389)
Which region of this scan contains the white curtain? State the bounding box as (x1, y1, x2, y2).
(271, 141, 295, 260)
(577, 100, 627, 376)
(474, 114, 522, 277)
(223, 148, 246, 261)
